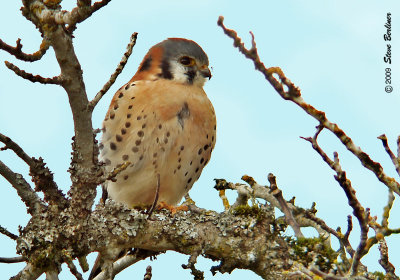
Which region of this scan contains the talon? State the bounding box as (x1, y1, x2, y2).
(158, 201, 189, 215)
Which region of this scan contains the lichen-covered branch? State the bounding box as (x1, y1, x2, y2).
(0, 160, 44, 215)
(17, 201, 292, 280)
(4, 61, 63, 84)
(215, 176, 333, 243)
(22, 0, 111, 29)
(89, 32, 138, 111)
(0, 38, 49, 62)
(217, 16, 400, 196)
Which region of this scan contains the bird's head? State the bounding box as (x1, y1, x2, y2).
(132, 38, 211, 87)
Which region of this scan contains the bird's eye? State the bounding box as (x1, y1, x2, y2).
(179, 56, 194, 66)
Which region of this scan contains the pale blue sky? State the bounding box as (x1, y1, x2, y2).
(1, 1, 400, 279)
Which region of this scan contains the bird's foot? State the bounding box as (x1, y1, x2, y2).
(158, 201, 189, 215)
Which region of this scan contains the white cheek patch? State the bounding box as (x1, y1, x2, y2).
(169, 61, 189, 84)
(169, 61, 207, 87)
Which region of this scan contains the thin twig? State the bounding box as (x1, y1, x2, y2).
(88, 32, 138, 111)
(351, 209, 370, 276)
(0, 160, 44, 215)
(378, 134, 400, 176)
(382, 190, 395, 228)
(0, 133, 68, 207)
(93, 250, 159, 280)
(65, 259, 84, 280)
(217, 16, 400, 196)
(267, 173, 304, 238)
(301, 127, 369, 275)
(0, 224, 18, 240)
(5, 61, 62, 84)
(0, 38, 49, 62)
(343, 215, 355, 257)
(309, 266, 368, 280)
(344, 215, 353, 241)
(0, 133, 35, 167)
(397, 135, 400, 161)
(104, 161, 131, 182)
(364, 227, 400, 254)
(303, 211, 355, 257)
(377, 239, 397, 278)
(143, 266, 152, 280)
(182, 254, 204, 280)
(0, 256, 26, 263)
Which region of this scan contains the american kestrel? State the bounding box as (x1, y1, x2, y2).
(99, 38, 216, 208)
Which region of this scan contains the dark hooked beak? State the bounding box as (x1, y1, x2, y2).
(200, 67, 212, 80)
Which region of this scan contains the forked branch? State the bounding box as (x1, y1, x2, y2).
(0, 160, 44, 215)
(217, 16, 400, 196)
(0, 38, 49, 62)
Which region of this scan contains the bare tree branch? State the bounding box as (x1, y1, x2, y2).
(0, 256, 26, 263)
(302, 211, 355, 257)
(309, 266, 368, 280)
(0, 133, 35, 166)
(65, 259, 84, 280)
(88, 32, 138, 111)
(0, 160, 44, 215)
(382, 190, 395, 228)
(143, 266, 152, 280)
(217, 16, 400, 196)
(378, 134, 400, 176)
(23, 0, 111, 28)
(377, 239, 397, 278)
(215, 176, 334, 242)
(0, 38, 49, 62)
(267, 173, 303, 238)
(93, 250, 159, 280)
(0, 133, 68, 207)
(0, 224, 18, 240)
(42, 24, 99, 215)
(397, 136, 400, 161)
(4, 61, 62, 84)
(182, 254, 204, 280)
(300, 127, 369, 275)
